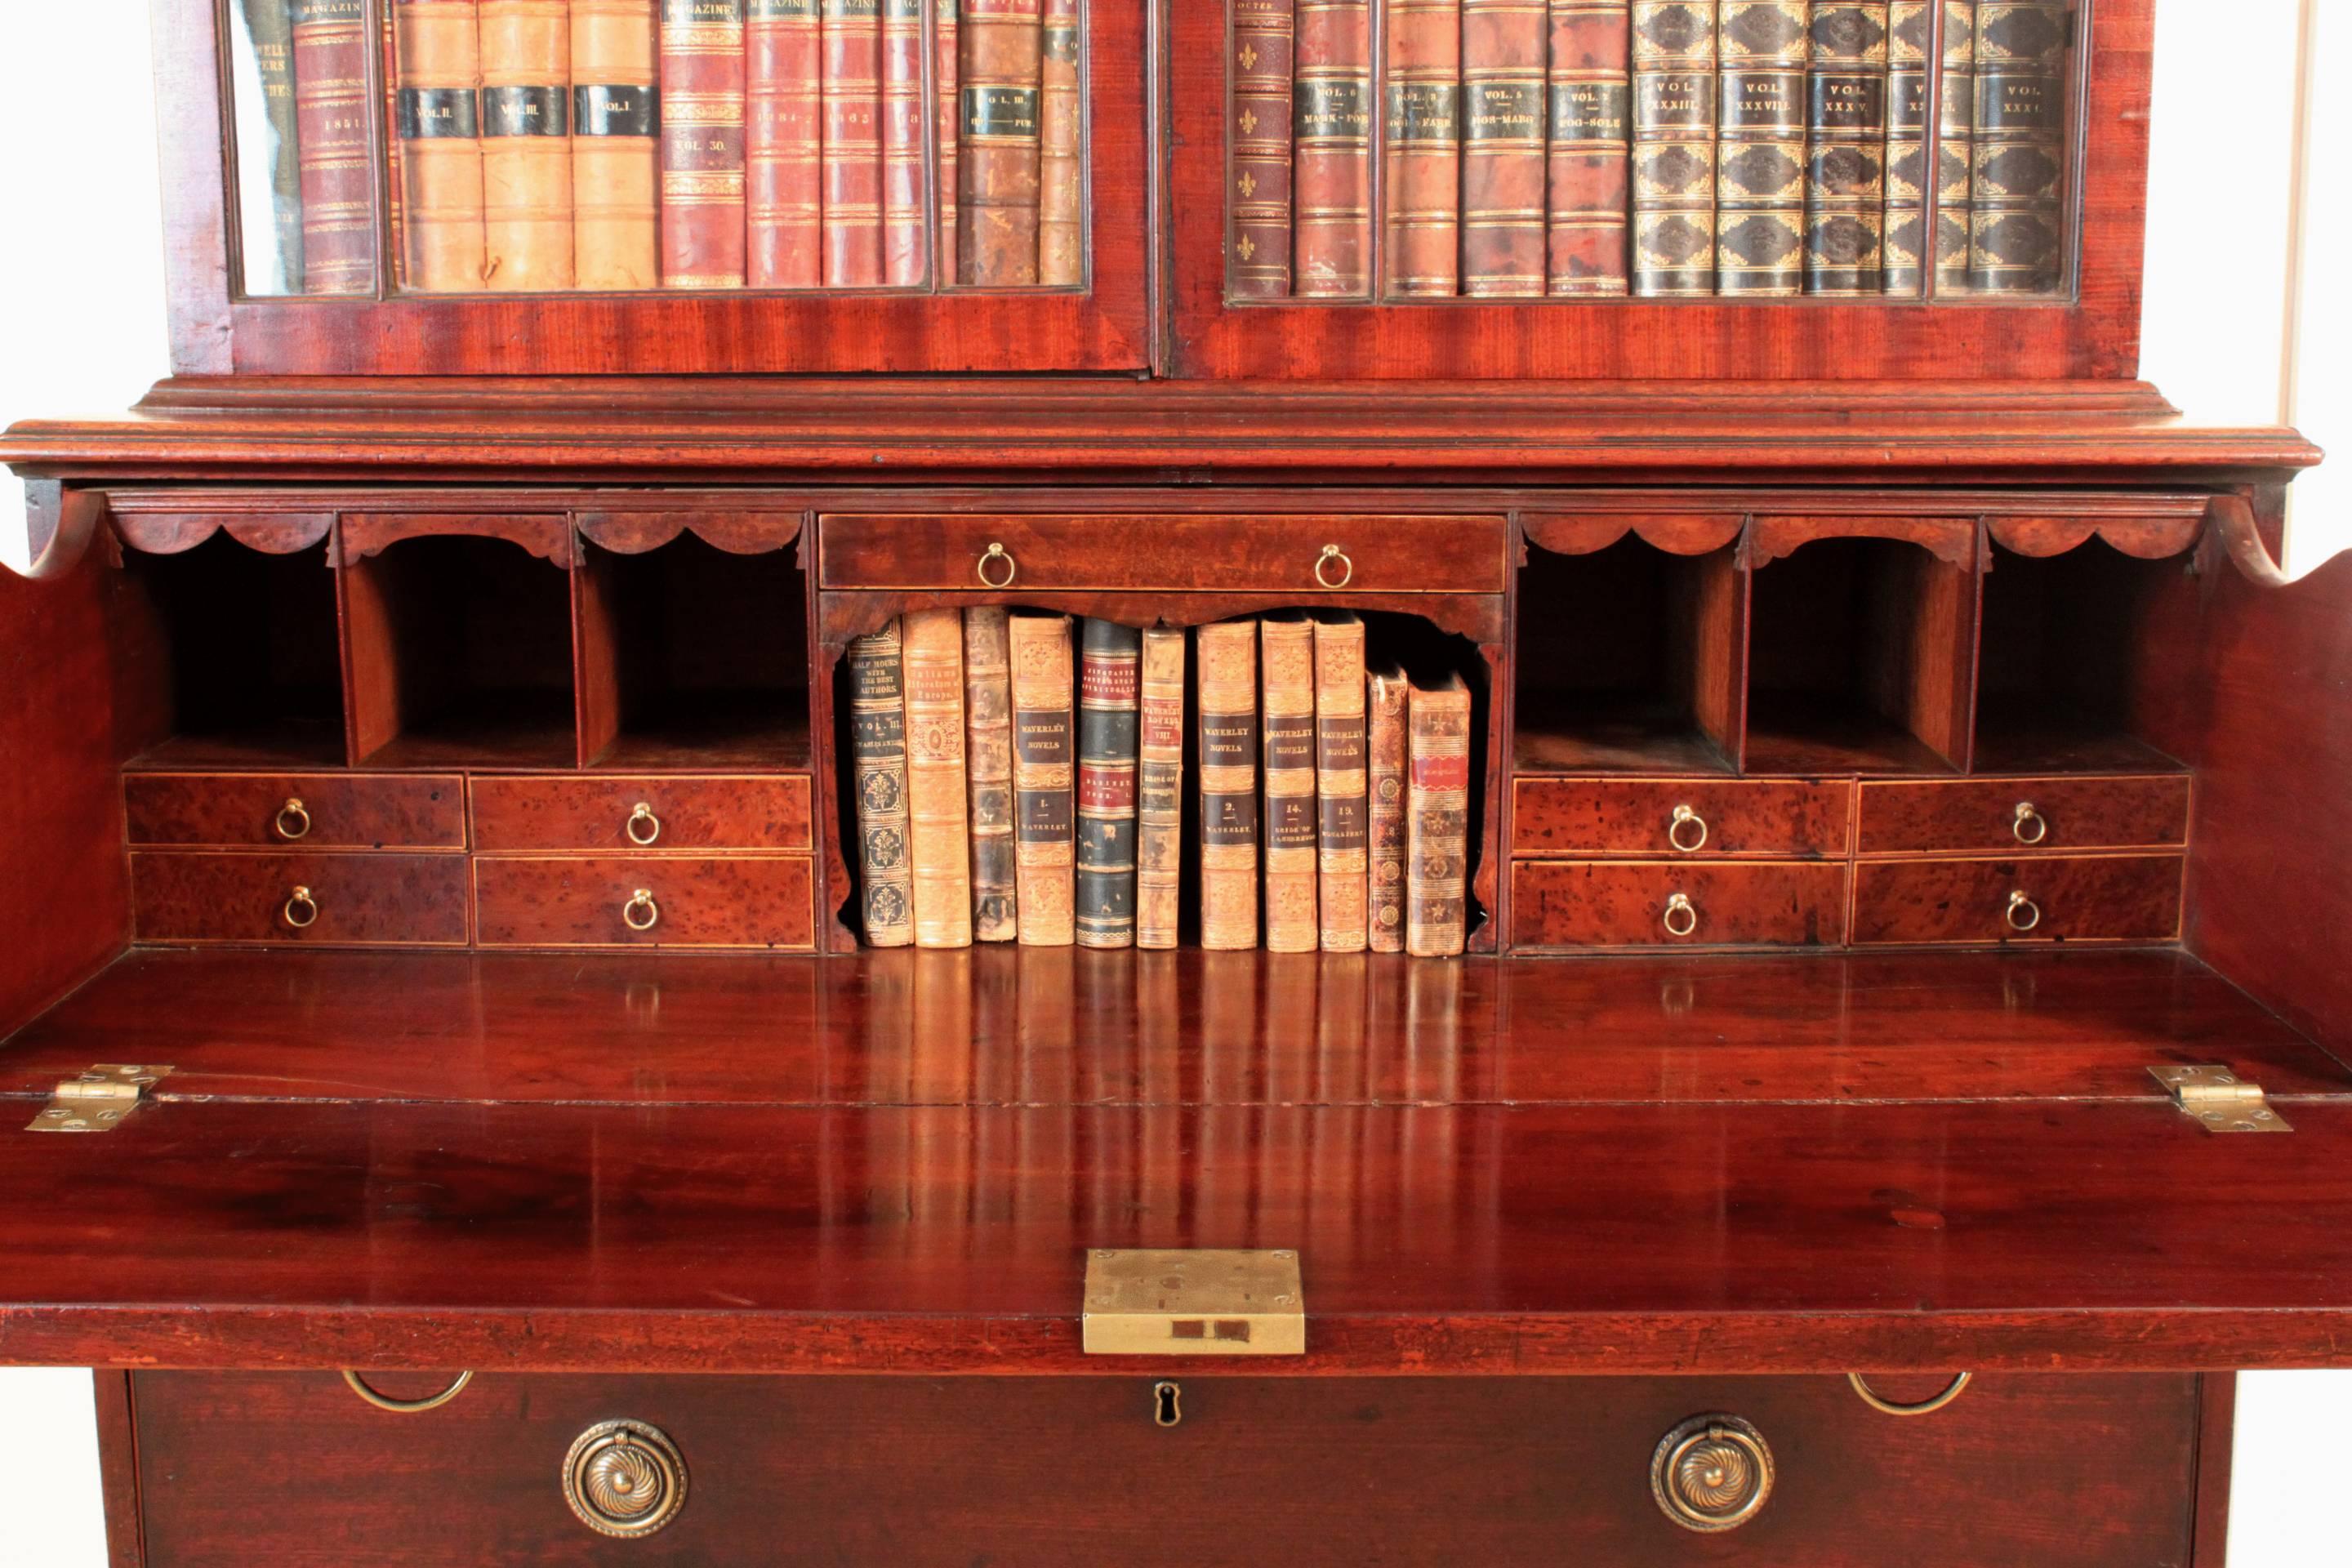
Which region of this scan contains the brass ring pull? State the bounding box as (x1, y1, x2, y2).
(1668, 804, 1708, 853)
(1848, 1371, 1972, 1417)
(1663, 892, 1699, 938)
(2006, 890, 2042, 932)
(283, 886, 319, 929)
(342, 1370, 474, 1414)
(1651, 1414, 1775, 1533)
(2012, 801, 2048, 844)
(977, 541, 1017, 588)
(623, 889, 660, 932)
(564, 1419, 688, 1539)
(626, 802, 662, 846)
(1314, 543, 1354, 590)
(274, 796, 312, 841)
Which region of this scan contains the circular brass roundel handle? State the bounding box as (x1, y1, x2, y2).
(341, 1370, 473, 1414)
(1314, 543, 1354, 590)
(623, 889, 661, 933)
(1668, 804, 1708, 853)
(626, 802, 662, 846)
(283, 885, 319, 929)
(1849, 1371, 1973, 1417)
(1652, 1414, 1775, 1534)
(274, 796, 312, 841)
(2006, 889, 2042, 933)
(2012, 800, 2049, 844)
(1662, 892, 1699, 938)
(977, 541, 1017, 589)
(563, 1419, 688, 1539)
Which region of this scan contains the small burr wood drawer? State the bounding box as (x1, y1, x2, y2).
(1511, 860, 1848, 949)
(1856, 776, 2191, 855)
(130, 852, 470, 946)
(1850, 855, 2185, 945)
(817, 514, 1510, 593)
(1512, 777, 1851, 858)
(123, 773, 467, 849)
(473, 855, 817, 949)
(470, 776, 814, 853)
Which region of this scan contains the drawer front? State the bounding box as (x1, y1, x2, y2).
(1512, 860, 1846, 949)
(1851, 854, 2185, 945)
(1512, 777, 1851, 858)
(471, 776, 814, 853)
(125, 773, 467, 849)
(819, 514, 1510, 593)
(131, 852, 470, 946)
(1857, 776, 2190, 855)
(474, 855, 817, 949)
(128, 1371, 2198, 1568)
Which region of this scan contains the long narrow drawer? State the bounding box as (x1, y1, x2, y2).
(131, 852, 470, 945)
(471, 775, 814, 852)
(125, 773, 466, 849)
(1512, 777, 1851, 858)
(474, 855, 817, 949)
(1512, 860, 1847, 949)
(1857, 776, 2190, 855)
(1851, 854, 2185, 944)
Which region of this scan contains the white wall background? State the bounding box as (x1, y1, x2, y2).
(0, 2, 2344, 1562)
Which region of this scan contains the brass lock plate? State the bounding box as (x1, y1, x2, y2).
(1081, 1249, 1305, 1356)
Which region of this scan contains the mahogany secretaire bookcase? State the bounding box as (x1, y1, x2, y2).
(2, 1, 2347, 1562)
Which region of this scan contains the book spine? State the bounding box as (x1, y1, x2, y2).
(292, 0, 378, 294)
(1037, 0, 1084, 284)
(1803, 1, 1887, 295)
(883, 0, 929, 283)
(901, 608, 974, 948)
(1365, 665, 1409, 951)
(1881, 0, 1927, 292)
(1196, 621, 1260, 951)
(1136, 628, 1186, 951)
(1312, 617, 1368, 953)
(847, 618, 915, 947)
(1383, 0, 1462, 297)
(1546, 0, 1631, 296)
(1714, 1, 1807, 297)
(747, 0, 824, 287)
(1293, 0, 1371, 296)
(1232, 0, 1295, 297)
(1629, 0, 1717, 296)
(1967, 0, 2068, 294)
(391, 1, 487, 293)
(1259, 615, 1319, 953)
(1932, 0, 1975, 291)
(1007, 612, 1076, 947)
(659, 0, 748, 286)
(937, 0, 960, 283)
(479, 0, 577, 290)
(1075, 619, 1141, 949)
(1405, 676, 1472, 958)
(385, 5, 407, 287)
(962, 609, 1018, 941)
(1461, 0, 1548, 296)
(243, 0, 310, 292)
(959, 0, 1043, 284)
(821, 0, 886, 285)
(572, 0, 662, 287)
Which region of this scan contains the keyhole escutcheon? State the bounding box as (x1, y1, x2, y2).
(1152, 1380, 1183, 1428)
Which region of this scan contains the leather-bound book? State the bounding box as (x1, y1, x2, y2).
(242, 0, 309, 292)
(1714, 2, 1808, 297)
(747, 0, 823, 287)
(1007, 612, 1076, 947)
(936, 0, 960, 283)
(901, 608, 974, 949)
(1967, 0, 2068, 294)
(1037, 0, 1084, 285)
(292, 0, 377, 293)
(1293, 0, 1371, 296)
(883, 0, 929, 283)
(822, 0, 885, 286)
(480, 0, 577, 290)
(1933, 0, 1976, 291)
(1880, 0, 1927, 293)
(1365, 662, 1408, 952)
(1196, 621, 1260, 952)
(572, 0, 662, 288)
(1461, 0, 1547, 296)
(963, 608, 1018, 942)
(1136, 628, 1186, 951)
(658, 0, 747, 287)
(1231, 0, 1294, 297)
(1312, 615, 1368, 954)
(1405, 671, 1472, 959)
(1546, 0, 1631, 296)
(392, 1, 487, 293)
(1383, 0, 1461, 297)
(1629, 1, 1718, 296)
(1802, 2, 1888, 295)
(1259, 612, 1318, 954)
(960, 0, 1043, 284)
(384, 6, 408, 287)
(847, 618, 915, 947)
(1075, 619, 1141, 950)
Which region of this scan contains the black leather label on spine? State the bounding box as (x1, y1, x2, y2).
(1634, 73, 1717, 133)
(1043, 21, 1080, 63)
(1720, 69, 1803, 130)
(1551, 81, 1631, 141)
(963, 85, 1040, 140)
(575, 85, 658, 138)
(1202, 792, 1259, 847)
(398, 87, 480, 141)
(1295, 79, 1370, 140)
(1463, 82, 1544, 144)
(1386, 82, 1462, 145)
(481, 85, 570, 138)
(1808, 74, 1887, 133)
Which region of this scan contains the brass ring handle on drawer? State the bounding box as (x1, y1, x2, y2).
(1668, 804, 1708, 853)
(1651, 1414, 1775, 1533)
(564, 1419, 688, 1539)
(977, 541, 1017, 588)
(1663, 892, 1699, 938)
(274, 796, 312, 841)
(1314, 543, 1354, 590)
(2012, 801, 2049, 844)
(1848, 1371, 1972, 1417)
(282, 885, 319, 929)
(626, 802, 662, 846)
(623, 889, 661, 932)
(2006, 890, 2042, 932)
(341, 1370, 474, 1414)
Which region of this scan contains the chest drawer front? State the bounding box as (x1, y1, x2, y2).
(470, 776, 814, 853)
(131, 852, 470, 946)
(1512, 860, 1847, 949)
(1512, 778, 1851, 858)
(819, 514, 1510, 593)
(125, 773, 467, 849)
(1857, 777, 2190, 855)
(1851, 854, 2185, 945)
(474, 855, 817, 949)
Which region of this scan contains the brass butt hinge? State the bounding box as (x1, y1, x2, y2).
(1082, 1249, 1306, 1356)
(2150, 1065, 2292, 1134)
(26, 1065, 175, 1134)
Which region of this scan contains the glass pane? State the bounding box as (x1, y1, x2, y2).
(1942, 0, 2078, 297)
(229, 0, 383, 296)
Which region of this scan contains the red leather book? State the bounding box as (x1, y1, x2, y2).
(959, 0, 1043, 284)
(1546, 0, 1631, 294)
(822, 0, 886, 286)
(1383, 0, 1461, 297)
(1230, 0, 1295, 297)
(748, 0, 823, 287)
(882, 0, 929, 285)
(1037, 0, 1084, 284)
(658, 0, 749, 287)
(1293, 0, 1372, 296)
(1461, 0, 1547, 296)
(292, 0, 378, 294)
(936, 0, 960, 283)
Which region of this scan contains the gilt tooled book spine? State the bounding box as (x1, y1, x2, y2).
(292, 0, 377, 294)
(902, 609, 974, 948)
(1365, 662, 1409, 952)
(391, 1, 486, 293)
(1461, 0, 1547, 297)
(1546, 0, 1631, 296)
(1259, 613, 1319, 954)
(1196, 621, 1260, 951)
(1405, 671, 1472, 959)
(748, 0, 824, 287)
(480, 0, 577, 290)
(1136, 628, 1187, 951)
(1880, 0, 1927, 292)
(963, 608, 1018, 942)
(1715, 1, 1808, 297)
(1967, 0, 2068, 294)
(1293, 0, 1370, 296)
(1933, 0, 1976, 291)
(1037, 0, 1084, 285)
(1231, 0, 1295, 297)
(572, 0, 662, 288)
(1629, 1, 1718, 296)
(1075, 619, 1142, 950)
(821, 0, 886, 285)
(1008, 612, 1076, 947)
(847, 619, 915, 947)
(243, 0, 309, 292)
(936, 0, 960, 282)
(1312, 615, 1368, 953)
(1383, 0, 1461, 297)
(883, 0, 930, 283)
(1802, 1, 1888, 295)
(960, 0, 1044, 283)
(659, 0, 748, 287)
